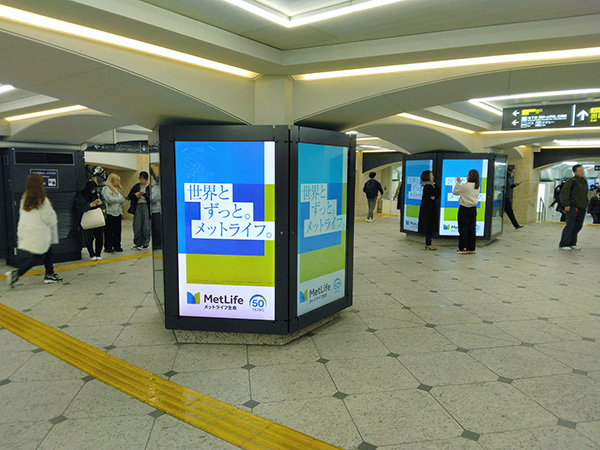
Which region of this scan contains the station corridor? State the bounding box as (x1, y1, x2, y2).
(1, 219, 598, 450)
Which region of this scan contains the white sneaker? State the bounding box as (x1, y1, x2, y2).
(91, 256, 98, 261)
(570, 246, 581, 250)
(131, 245, 140, 250)
(559, 247, 572, 251)
(96, 256, 103, 260)
(5, 270, 18, 288)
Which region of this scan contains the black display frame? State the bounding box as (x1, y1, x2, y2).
(156, 125, 355, 335)
(400, 152, 506, 240)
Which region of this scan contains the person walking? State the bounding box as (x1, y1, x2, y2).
(588, 188, 600, 224)
(102, 173, 125, 253)
(128, 171, 151, 249)
(5, 174, 63, 287)
(78, 180, 105, 261)
(559, 164, 589, 250)
(418, 170, 440, 250)
(504, 166, 525, 230)
(363, 172, 383, 223)
(453, 169, 480, 255)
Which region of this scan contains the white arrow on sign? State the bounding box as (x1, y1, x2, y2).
(512, 110, 520, 117)
(512, 119, 520, 126)
(576, 110, 589, 121)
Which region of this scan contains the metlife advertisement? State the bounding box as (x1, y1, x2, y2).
(403, 159, 433, 232)
(297, 143, 348, 316)
(439, 159, 488, 237)
(174, 141, 275, 320)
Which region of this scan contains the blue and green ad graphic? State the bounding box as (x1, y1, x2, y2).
(403, 159, 433, 232)
(297, 143, 348, 316)
(439, 159, 488, 237)
(174, 141, 275, 320)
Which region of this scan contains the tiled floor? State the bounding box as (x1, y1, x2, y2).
(1, 218, 599, 449)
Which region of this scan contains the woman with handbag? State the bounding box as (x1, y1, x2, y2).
(78, 180, 106, 261)
(5, 174, 63, 287)
(102, 173, 125, 253)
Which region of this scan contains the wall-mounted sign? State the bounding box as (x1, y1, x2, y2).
(502, 102, 600, 130)
(30, 168, 58, 188)
(87, 141, 148, 153)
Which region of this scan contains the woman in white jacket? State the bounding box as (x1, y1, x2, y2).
(453, 169, 481, 255)
(5, 174, 63, 287)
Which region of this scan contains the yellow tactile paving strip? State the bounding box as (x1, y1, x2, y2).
(0, 252, 152, 280)
(0, 303, 341, 450)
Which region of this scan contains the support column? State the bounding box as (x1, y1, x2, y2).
(253, 75, 294, 125)
(508, 146, 539, 224)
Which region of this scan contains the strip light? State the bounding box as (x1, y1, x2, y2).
(220, 0, 405, 28)
(0, 84, 15, 95)
(541, 145, 600, 149)
(468, 100, 502, 116)
(481, 127, 600, 134)
(356, 137, 381, 141)
(0, 4, 258, 78)
(398, 113, 475, 134)
(554, 139, 600, 146)
(296, 47, 600, 81)
(4, 105, 88, 122)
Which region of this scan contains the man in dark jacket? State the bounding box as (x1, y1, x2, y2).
(504, 166, 525, 230)
(559, 164, 588, 250)
(128, 171, 151, 250)
(588, 188, 600, 224)
(363, 172, 384, 222)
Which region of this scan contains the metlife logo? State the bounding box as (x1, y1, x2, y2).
(298, 269, 345, 315)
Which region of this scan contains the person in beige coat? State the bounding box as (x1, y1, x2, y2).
(5, 174, 63, 287)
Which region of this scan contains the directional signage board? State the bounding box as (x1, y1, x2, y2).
(502, 102, 600, 130)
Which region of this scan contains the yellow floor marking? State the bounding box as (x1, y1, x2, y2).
(0, 252, 151, 280)
(0, 304, 341, 450)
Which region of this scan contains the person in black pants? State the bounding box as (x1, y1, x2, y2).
(101, 173, 125, 252)
(559, 164, 589, 251)
(453, 170, 481, 255)
(418, 170, 440, 250)
(504, 166, 525, 230)
(78, 180, 105, 261)
(589, 189, 600, 224)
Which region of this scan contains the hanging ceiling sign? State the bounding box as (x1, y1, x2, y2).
(502, 102, 600, 130)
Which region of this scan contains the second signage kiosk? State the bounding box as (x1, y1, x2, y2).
(152, 125, 355, 340)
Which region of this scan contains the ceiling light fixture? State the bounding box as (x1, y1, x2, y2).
(221, 0, 405, 28)
(481, 127, 600, 134)
(553, 139, 600, 146)
(0, 4, 259, 79)
(359, 145, 381, 149)
(473, 88, 600, 103)
(468, 100, 503, 116)
(0, 84, 15, 95)
(356, 137, 381, 141)
(398, 113, 475, 134)
(542, 145, 600, 149)
(296, 47, 600, 81)
(4, 105, 88, 122)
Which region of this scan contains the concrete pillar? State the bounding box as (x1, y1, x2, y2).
(355, 151, 368, 217)
(508, 146, 539, 224)
(254, 75, 294, 125)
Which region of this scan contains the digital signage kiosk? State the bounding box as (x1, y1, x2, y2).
(400, 152, 507, 241)
(155, 125, 355, 335)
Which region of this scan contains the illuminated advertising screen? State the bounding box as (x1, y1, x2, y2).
(175, 141, 275, 320)
(491, 160, 507, 236)
(403, 159, 433, 232)
(439, 159, 488, 237)
(297, 143, 348, 315)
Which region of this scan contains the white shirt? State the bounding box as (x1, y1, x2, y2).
(18, 197, 58, 254)
(453, 181, 480, 207)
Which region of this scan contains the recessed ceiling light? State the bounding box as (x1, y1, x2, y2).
(481, 127, 600, 134)
(554, 139, 600, 146)
(398, 113, 475, 134)
(0, 84, 15, 95)
(345, 130, 359, 135)
(356, 137, 381, 141)
(359, 145, 381, 149)
(542, 145, 600, 149)
(473, 88, 600, 103)
(468, 100, 503, 116)
(295, 47, 600, 81)
(221, 0, 405, 28)
(4, 105, 88, 122)
(0, 4, 259, 79)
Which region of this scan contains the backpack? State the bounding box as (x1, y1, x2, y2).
(363, 179, 380, 198)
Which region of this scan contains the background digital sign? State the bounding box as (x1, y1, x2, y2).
(439, 159, 488, 237)
(491, 160, 507, 236)
(175, 141, 275, 320)
(297, 143, 347, 316)
(502, 102, 600, 130)
(403, 159, 433, 232)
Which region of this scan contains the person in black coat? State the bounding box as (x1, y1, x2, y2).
(588, 188, 600, 223)
(418, 170, 440, 250)
(77, 180, 105, 260)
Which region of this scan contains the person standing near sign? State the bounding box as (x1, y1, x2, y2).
(102, 173, 125, 253)
(559, 164, 588, 251)
(78, 180, 105, 261)
(5, 174, 63, 287)
(128, 171, 151, 249)
(588, 188, 600, 224)
(504, 166, 525, 230)
(363, 172, 384, 223)
(453, 170, 480, 255)
(418, 170, 440, 250)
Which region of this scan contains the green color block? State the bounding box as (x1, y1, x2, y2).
(299, 233, 346, 283)
(406, 204, 420, 218)
(264, 185, 275, 221)
(186, 241, 275, 287)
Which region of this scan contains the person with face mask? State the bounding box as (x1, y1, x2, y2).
(559, 164, 589, 250)
(78, 180, 106, 261)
